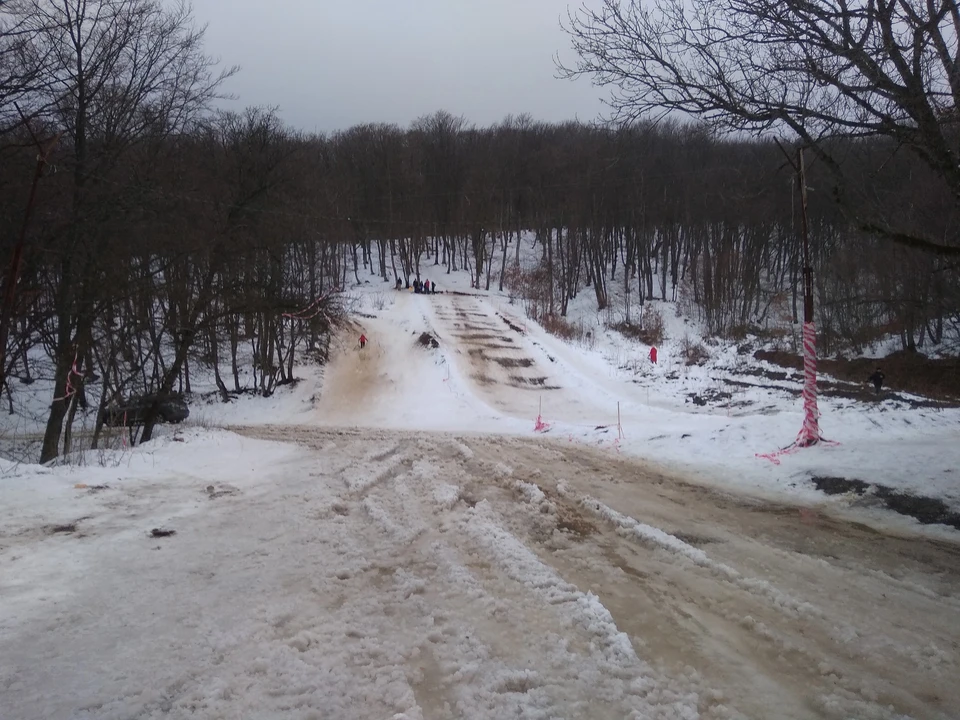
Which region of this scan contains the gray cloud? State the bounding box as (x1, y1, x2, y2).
(187, 0, 606, 132)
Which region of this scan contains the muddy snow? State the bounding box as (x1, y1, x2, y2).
(3, 285, 960, 719)
(2, 426, 958, 719)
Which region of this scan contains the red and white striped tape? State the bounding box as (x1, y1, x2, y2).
(53, 352, 82, 403)
(755, 322, 838, 463)
(797, 321, 820, 446)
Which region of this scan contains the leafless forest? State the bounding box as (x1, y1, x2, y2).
(2, 0, 959, 461)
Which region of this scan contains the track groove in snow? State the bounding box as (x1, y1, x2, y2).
(556, 481, 823, 621)
(2, 426, 958, 718)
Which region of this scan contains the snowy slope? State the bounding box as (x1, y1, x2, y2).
(280, 269, 960, 531)
(5, 246, 957, 529)
(3, 427, 958, 719)
(3, 251, 960, 720)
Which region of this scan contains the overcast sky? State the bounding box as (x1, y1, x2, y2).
(187, 0, 607, 133)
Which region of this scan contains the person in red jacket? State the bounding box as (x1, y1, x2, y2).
(359, 333, 367, 349)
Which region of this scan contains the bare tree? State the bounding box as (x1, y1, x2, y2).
(10, 0, 235, 461)
(561, 0, 960, 257)
(411, 111, 469, 272)
(0, 2, 45, 133)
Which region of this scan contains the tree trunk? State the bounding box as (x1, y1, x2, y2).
(499, 228, 510, 291)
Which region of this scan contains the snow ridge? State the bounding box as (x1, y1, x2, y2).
(557, 481, 821, 620)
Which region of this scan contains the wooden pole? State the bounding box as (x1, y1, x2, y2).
(798, 148, 814, 324)
(797, 147, 820, 445)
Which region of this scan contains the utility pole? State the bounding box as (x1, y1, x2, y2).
(798, 148, 814, 324)
(796, 147, 820, 445)
(772, 139, 821, 448)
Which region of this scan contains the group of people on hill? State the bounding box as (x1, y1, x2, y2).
(394, 276, 438, 294)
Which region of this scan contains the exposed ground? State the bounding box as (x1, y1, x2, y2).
(755, 348, 960, 403)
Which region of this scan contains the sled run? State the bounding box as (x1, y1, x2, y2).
(2, 288, 959, 719)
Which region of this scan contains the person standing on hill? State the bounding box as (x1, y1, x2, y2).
(359, 333, 367, 349)
(868, 367, 884, 394)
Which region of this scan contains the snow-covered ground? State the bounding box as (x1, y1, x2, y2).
(3, 242, 960, 719)
(6, 243, 958, 526)
(3, 426, 958, 719)
(185, 258, 960, 532)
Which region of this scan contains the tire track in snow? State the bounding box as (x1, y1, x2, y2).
(218, 426, 960, 719)
(453, 460, 752, 717)
(552, 481, 932, 717)
(387, 468, 578, 717)
(460, 437, 928, 719)
(556, 481, 823, 620)
(342, 447, 607, 717)
(351, 437, 700, 718)
(453, 501, 705, 719)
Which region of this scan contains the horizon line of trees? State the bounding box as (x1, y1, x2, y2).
(2, 0, 958, 463)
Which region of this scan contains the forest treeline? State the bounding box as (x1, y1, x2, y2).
(2, 0, 957, 461)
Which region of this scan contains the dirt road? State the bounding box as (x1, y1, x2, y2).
(4, 423, 956, 718)
(225, 424, 959, 719)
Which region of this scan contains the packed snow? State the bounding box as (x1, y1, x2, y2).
(185, 259, 960, 529)
(2, 243, 960, 719)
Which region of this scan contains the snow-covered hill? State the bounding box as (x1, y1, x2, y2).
(182, 256, 960, 533)
(3, 253, 960, 720)
(7, 246, 958, 530)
